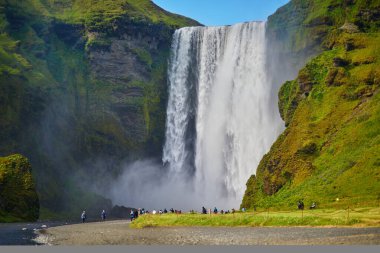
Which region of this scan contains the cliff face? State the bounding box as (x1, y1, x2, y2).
(0, 154, 39, 222)
(242, 0, 380, 209)
(0, 0, 199, 217)
(266, 0, 380, 88)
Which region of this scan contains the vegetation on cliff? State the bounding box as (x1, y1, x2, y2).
(0, 154, 39, 222)
(0, 0, 199, 218)
(242, 0, 380, 209)
(267, 0, 380, 57)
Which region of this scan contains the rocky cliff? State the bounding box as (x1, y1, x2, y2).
(0, 154, 39, 222)
(242, 0, 380, 209)
(0, 0, 199, 218)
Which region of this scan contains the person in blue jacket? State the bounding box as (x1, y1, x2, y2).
(101, 210, 106, 221)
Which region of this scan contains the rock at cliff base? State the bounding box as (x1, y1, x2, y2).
(0, 154, 40, 222)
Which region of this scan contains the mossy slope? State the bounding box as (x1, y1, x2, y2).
(242, 0, 380, 209)
(0, 154, 39, 222)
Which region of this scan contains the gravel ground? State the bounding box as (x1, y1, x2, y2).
(35, 220, 380, 245)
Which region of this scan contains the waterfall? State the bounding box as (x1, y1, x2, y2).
(163, 21, 284, 208)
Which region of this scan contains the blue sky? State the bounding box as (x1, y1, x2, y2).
(153, 0, 290, 26)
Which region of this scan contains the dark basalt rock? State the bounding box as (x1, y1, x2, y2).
(333, 57, 350, 67)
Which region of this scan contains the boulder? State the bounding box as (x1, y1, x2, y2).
(0, 154, 39, 222)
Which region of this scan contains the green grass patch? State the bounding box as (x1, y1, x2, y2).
(129, 207, 380, 229)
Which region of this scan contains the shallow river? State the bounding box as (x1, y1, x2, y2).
(0, 221, 71, 245)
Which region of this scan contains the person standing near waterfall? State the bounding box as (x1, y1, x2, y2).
(81, 211, 87, 223)
(101, 210, 106, 221)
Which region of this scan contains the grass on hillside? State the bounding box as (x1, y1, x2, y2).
(36, 0, 198, 29)
(242, 31, 380, 210)
(129, 207, 380, 228)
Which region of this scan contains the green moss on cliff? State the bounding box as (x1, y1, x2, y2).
(0, 154, 39, 222)
(0, 0, 199, 218)
(0, 34, 31, 75)
(45, 0, 199, 30)
(268, 0, 380, 56)
(242, 30, 380, 210)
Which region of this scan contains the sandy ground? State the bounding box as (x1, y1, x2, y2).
(35, 220, 380, 245)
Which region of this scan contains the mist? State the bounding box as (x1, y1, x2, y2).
(108, 159, 222, 211)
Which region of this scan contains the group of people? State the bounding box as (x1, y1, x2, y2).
(80, 206, 243, 223)
(298, 200, 317, 210)
(129, 207, 186, 221)
(81, 202, 317, 223)
(130, 209, 139, 221)
(201, 206, 237, 215)
(80, 209, 107, 223)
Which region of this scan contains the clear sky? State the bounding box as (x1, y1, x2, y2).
(153, 0, 290, 26)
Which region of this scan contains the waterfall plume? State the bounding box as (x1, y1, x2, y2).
(163, 22, 283, 208)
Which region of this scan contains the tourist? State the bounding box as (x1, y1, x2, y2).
(101, 210, 106, 221)
(297, 200, 304, 210)
(130, 210, 134, 221)
(202, 206, 207, 214)
(81, 211, 87, 223)
(152, 209, 157, 214)
(134, 210, 139, 219)
(213, 207, 218, 214)
(164, 208, 168, 213)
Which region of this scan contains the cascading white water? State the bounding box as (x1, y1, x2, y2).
(163, 21, 283, 208)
